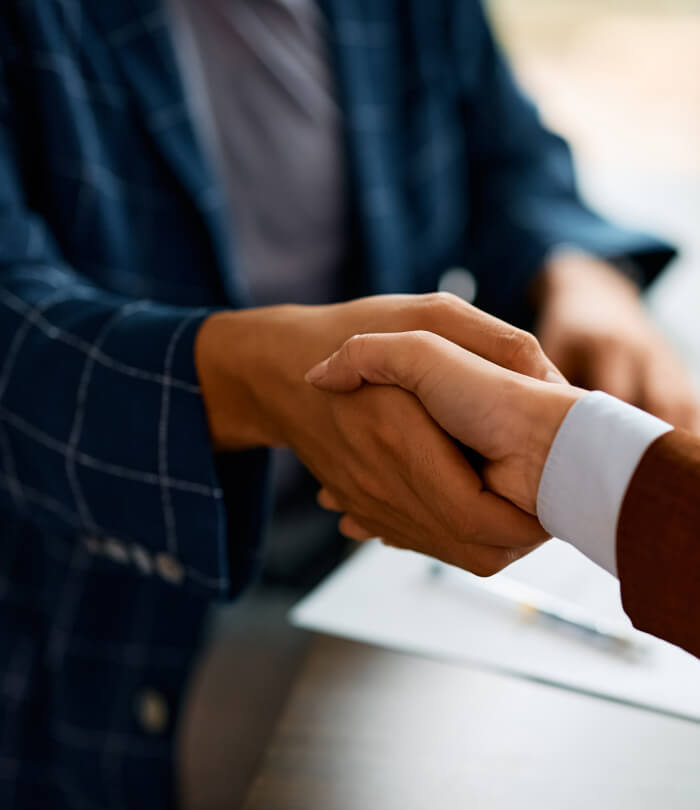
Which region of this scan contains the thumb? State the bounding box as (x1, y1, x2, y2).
(305, 331, 439, 394)
(306, 331, 569, 473)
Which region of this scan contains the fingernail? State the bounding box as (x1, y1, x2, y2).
(305, 358, 330, 384)
(546, 369, 566, 384)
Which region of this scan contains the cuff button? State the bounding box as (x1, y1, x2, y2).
(135, 689, 169, 735)
(155, 553, 185, 585)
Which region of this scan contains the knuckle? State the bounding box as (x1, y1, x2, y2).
(471, 556, 507, 578)
(408, 329, 440, 350)
(342, 333, 385, 382)
(429, 291, 460, 309)
(421, 291, 461, 325)
(507, 330, 544, 370)
(343, 332, 370, 362)
(346, 333, 401, 382)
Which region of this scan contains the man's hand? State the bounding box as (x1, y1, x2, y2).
(194, 293, 563, 451)
(195, 294, 559, 574)
(535, 252, 700, 432)
(307, 331, 583, 524)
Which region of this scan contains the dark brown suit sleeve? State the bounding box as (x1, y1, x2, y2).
(617, 429, 700, 657)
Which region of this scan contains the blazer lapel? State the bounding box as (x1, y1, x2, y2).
(89, 0, 409, 301)
(88, 0, 243, 303)
(320, 0, 408, 295)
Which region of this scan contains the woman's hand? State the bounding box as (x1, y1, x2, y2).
(306, 330, 585, 563)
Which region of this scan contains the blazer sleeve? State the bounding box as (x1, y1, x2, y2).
(0, 60, 268, 602)
(452, 0, 674, 324)
(617, 430, 700, 657)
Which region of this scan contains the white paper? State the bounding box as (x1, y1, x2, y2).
(290, 539, 700, 722)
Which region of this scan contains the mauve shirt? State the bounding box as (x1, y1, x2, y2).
(168, 0, 347, 307)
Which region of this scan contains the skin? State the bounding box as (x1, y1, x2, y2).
(195, 293, 560, 574)
(306, 330, 585, 571)
(535, 253, 700, 433)
(195, 257, 700, 574)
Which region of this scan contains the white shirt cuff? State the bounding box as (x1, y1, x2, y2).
(536, 391, 673, 577)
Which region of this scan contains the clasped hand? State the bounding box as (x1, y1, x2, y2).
(196, 284, 699, 578)
(304, 287, 699, 574)
(306, 329, 583, 574)
(197, 293, 564, 575)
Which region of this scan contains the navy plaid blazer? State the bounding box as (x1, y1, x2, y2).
(0, 1, 671, 807)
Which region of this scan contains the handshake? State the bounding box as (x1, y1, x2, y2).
(197, 284, 699, 582)
(197, 286, 700, 657)
(303, 312, 582, 576)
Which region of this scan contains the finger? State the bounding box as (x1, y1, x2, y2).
(306, 353, 365, 392)
(338, 515, 375, 542)
(317, 488, 343, 512)
(462, 541, 546, 578)
(307, 331, 441, 393)
(350, 395, 551, 552)
(307, 293, 565, 386)
(375, 533, 543, 578)
(307, 329, 539, 410)
(306, 332, 538, 463)
(417, 417, 550, 551)
(465, 490, 549, 550)
(415, 293, 566, 383)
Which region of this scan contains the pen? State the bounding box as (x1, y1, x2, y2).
(429, 562, 647, 658)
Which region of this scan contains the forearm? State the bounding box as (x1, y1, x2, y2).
(194, 303, 333, 452)
(195, 308, 289, 452)
(530, 250, 642, 313)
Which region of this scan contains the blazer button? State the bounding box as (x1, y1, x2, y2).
(438, 267, 478, 304)
(135, 689, 169, 735)
(155, 553, 185, 585)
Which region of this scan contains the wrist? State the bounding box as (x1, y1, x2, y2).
(194, 309, 296, 451)
(532, 250, 641, 311)
(516, 379, 586, 513)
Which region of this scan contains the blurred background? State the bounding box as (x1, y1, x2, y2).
(489, 0, 700, 380)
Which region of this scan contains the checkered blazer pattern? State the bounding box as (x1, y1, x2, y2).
(0, 0, 671, 807)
